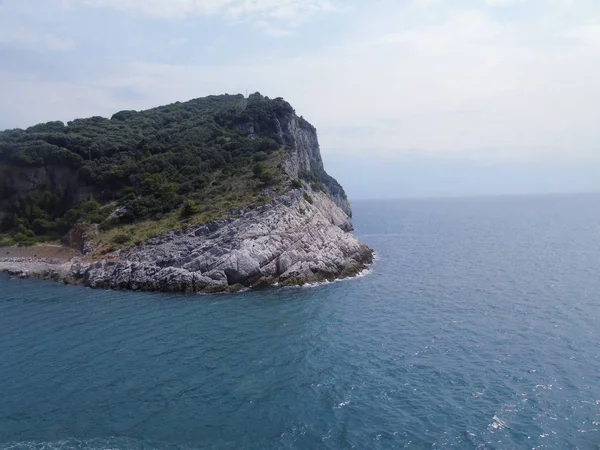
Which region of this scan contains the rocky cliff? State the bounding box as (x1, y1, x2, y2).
(280, 116, 353, 217)
(224, 95, 352, 216)
(0, 93, 373, 292)
(72, 189, 371, 292)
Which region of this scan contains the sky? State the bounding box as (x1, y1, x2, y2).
(0, 0, 599, 198)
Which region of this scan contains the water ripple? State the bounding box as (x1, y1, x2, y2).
(1, 195, 600, 449)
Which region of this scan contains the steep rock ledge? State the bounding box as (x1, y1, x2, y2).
(72, 189, 372, 293)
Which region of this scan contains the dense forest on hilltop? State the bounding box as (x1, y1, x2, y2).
(0, 93, 309, 247)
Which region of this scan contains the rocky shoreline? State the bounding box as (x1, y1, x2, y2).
(0, 258, 71, 281)
(0, 189, 373, 293)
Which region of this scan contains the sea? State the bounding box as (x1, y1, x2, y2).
(1, 194, 599, 449)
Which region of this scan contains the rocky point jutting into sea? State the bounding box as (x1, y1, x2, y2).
(0, 93, 373, 292)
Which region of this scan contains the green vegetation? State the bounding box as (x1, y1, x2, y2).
(0, 235, 15, 246)
(300, 167, 345, 202)
(311, 181, 324, 192)
(112, 233, 131, 245)
(252, 162, 276, 185)
(303, 193, 314, 204)
(180, 199, 200, 218)
(0, 93, 293, 245)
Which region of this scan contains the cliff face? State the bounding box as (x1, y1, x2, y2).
(232, 94, 353, 217)
(0, 164, 87, 227)
(279, 116, 353, 217)
(0, 164, 81, 200)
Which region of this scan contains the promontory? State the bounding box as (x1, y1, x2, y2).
(0, 93, 373, 292)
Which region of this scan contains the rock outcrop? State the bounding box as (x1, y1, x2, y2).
(0, 188, 372, 293)
(71, 188, 371, 292)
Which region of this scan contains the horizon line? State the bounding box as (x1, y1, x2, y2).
(349, 191, 600, 202)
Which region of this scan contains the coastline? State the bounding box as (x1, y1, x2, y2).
(0, 250, 374, 293)
(0, 245, 76, 280)
(0, 198, 376, 294)
(0, 190, 374, 294)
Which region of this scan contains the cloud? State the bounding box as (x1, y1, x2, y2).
(376, 10, 505, 52)
(0, 69, 125, 129)
(79, 0, 337, 26)
(0, 2, 76, 53)
(71, 0, 338, 35)
(481, 0, 523, 5)
(0, 30, 76, 52)
(564, 24, 600, 48)
(253, 20, 292, 37)
(0, 0, 599, 166)
(81, 0, 232, 17)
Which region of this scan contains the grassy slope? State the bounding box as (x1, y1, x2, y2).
(88, 151, 291, 257)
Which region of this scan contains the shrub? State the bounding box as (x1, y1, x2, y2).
(291, 179, 302, 189)
(299, 169, 316, 182)
(303, 193, 314, 204)
(112, 233, 130, 245)
(180, 199, 200, 218)
(253, 152, 268, 162)
(259, 170, 275, 185)
(74, 200, 109, 223)
(252, 162, 267, 178)
(0, 235, 15, 246)
(252, 162, 276, 185)
(311, 181, 324, 192)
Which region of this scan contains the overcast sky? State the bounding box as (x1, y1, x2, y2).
(1, 0, 599, 198)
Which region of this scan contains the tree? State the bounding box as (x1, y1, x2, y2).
(180, 199, 200, 218)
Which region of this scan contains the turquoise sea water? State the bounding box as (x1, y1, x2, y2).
(1, 194, 599, 449)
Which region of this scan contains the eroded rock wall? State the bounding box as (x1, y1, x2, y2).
(73, 189, 372, 293)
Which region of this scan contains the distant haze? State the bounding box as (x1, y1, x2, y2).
(324, 155, 600, 200)
(1, 0, 599, 198)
